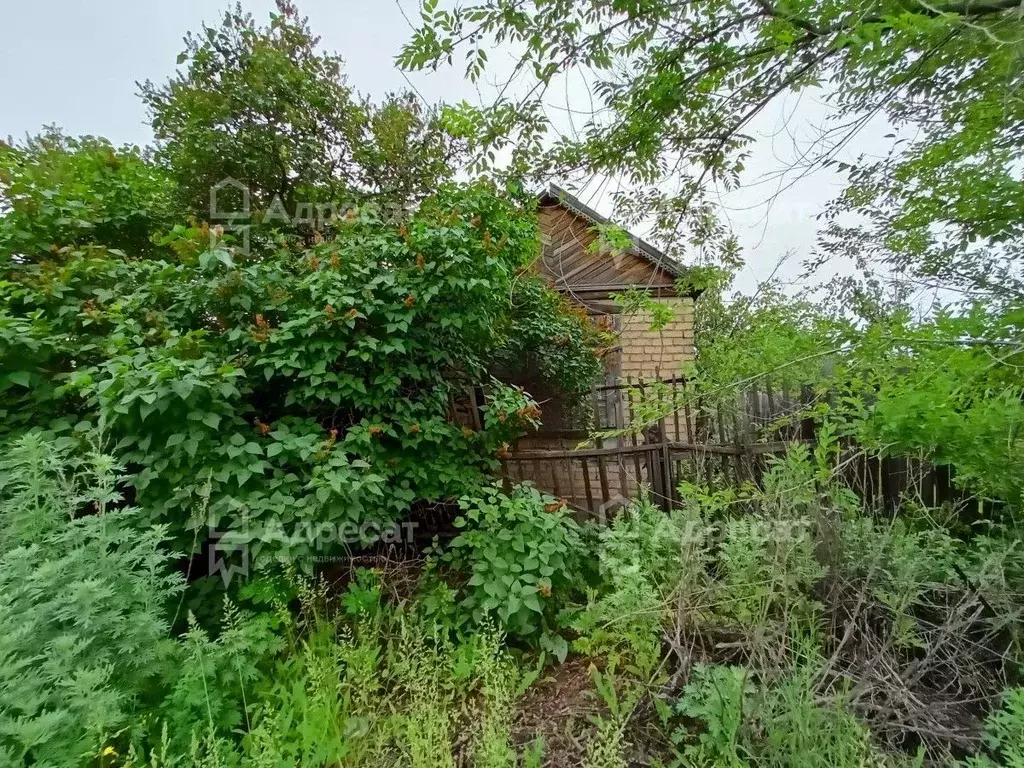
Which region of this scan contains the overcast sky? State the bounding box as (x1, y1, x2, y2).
(0, 1, 893, 295)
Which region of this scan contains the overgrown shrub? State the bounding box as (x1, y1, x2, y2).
(673, 661, 904, 767)
(156, 602, 284, 753)
(0, 434, 183, 765)
(962, 687, 1024, 767)
(635, 437, 1023, 763)
(0, 167, 605, 568)
(573, 495, 701, 674)
(0, 4, 607, 575)
(432, 484, 587, 655)
(118, 570, 529, 768)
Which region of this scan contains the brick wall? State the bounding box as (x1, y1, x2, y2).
(502, 295, 697, 511)
(618, 296, 696, 380)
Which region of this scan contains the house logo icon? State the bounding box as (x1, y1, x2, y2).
(209, 177, 251, 221)
(208, 177, 252, 256)
(208, 527, 250, 587)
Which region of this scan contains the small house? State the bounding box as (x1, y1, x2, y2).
(536, 184, 698, 384)
(502, 185, 702, 515)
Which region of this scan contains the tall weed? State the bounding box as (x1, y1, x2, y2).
(0, 434, 183, 765)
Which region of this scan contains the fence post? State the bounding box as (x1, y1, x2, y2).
(655, 368, 673, 509)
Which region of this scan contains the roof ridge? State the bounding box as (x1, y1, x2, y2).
(539, 183, 684, 279)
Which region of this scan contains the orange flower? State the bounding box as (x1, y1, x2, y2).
(410, 423, 421, 433)
(324, 304, 335, 320)
(368, 425, 383, 437)
(497, 444, 512, 459)
(330, 254, 340, 269)
(538, 583, 552, 598)
(403, 294, 415, 308)
(308, 256, 320, 271)
(544, 500, 566, 513)
(462, 426, 475, 438)
(416, 253, 425, 269)
(345, 308, 358, 320)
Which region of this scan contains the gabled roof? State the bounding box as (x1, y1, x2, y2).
(538, 183, 685, 279)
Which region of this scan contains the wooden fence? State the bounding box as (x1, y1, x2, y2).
(501, 376, 960, 520)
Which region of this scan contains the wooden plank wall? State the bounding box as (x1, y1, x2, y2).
(536, 205, 675, 291)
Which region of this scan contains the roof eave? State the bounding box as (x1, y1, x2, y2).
(539, 183, 682, 275)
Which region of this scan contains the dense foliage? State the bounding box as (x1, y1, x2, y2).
(438, 484, 585, 655)
(0, 6, 605, 567)
(400, 0, 1024, 513)
(2, 1, 1023, 766)
(141, 2, 461, 219)
(0, 435, 182, 764)
(401, 0, 1024, 298)
(399, 2, 1024, 765)
(1, 161, 571, 560)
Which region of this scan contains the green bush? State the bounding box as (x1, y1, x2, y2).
(119, 573, 528, 768)
(435, 484, 587, 654)
(0, 434, 184, 765)
(0, 165, 603, 567)
(673, 661, 902, 768)
(962, 687, 1024, 767)
(572, 495, 701, 674)
(0, 3, 606, 574)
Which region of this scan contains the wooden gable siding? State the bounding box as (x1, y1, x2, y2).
(536, 204, 675, 292)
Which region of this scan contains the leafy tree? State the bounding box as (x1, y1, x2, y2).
(0, 129, 174, 258)
(351, 91, 466, 212)
(0, 3, 607, 571)
(142, 1, 461, 221)
(401, 0, 1024, 297)
(0, 133, 178, 431)
(400, 0, 1024, 513)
